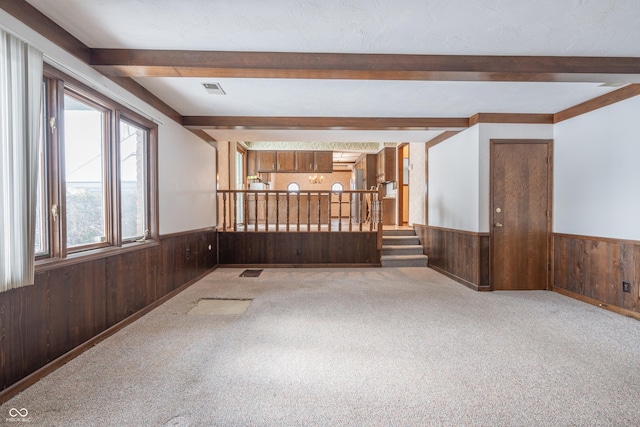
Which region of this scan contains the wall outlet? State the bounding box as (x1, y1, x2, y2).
(622, 280, 631, 293)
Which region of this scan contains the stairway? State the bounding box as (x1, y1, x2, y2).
(380, 229, 429, 267)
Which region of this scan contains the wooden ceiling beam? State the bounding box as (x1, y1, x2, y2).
(182, 116, 470, 131)
(92, 49, 640, 82)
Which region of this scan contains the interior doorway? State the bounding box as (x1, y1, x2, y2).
(397, 143, 410, 225)
(490, 139, 552, 290)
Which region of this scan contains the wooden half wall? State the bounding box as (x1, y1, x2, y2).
(414, 225, 490, 291)
(0, 229, 217, 400)
(218, 232, 380, 266)
(553, 233, 640, 318)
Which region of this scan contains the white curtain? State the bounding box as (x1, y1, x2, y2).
(0, 30, 43, 292)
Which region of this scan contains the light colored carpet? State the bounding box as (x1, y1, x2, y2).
(2, 267, 640, 426)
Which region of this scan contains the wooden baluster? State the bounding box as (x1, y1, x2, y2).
(286, 192, 290, 232)
(265, 192, 269, 231)
(360, 192, 364, 232)
(338, 192, 342, 232)
(369, 191, 374, 232)
(348, 192, 353, 232)
(233, 192, 238, 232)
(307, 192, 311, 231)
(296, 192, 300, 232)
(317, 191, 322, 231)
(222, 191, 227, 231)
(276, 193, 280, 231)
(254, 191, 258, 232)
(243, 190, 248, 231)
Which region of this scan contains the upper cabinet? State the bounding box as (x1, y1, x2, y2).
(249, 150, 333, 173)
(276, 151, 296, 172)
(376, 147, 396, 183)
(256, 151, 277, 172)
(312, 151, 333, 173)
(295, 151, 315, 172)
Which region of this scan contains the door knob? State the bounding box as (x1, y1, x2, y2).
(494, 222, 503, 227)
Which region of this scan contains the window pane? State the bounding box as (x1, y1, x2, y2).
(287, 182, 299, 192)
(120, 119, 148, 241)
(34, 85, 48, 256)
(64, 95, 107, 248)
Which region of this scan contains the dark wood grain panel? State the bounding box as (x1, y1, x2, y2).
(414, 225, 490, 291)
(553, 234, 639, 315)
(218, 232, 379, 265)
(1, 230, 217, 399)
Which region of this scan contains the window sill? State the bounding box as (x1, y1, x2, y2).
(35, 240, 160, 273)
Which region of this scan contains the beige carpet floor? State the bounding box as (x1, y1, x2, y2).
(2, 267, 640, 426)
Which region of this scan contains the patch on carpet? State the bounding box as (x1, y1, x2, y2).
(188, 298, 252, 315)
(239, 269, 263, 277)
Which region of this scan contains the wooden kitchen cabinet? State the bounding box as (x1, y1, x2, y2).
(277, 151, 296, 171)
(313, 151, 333, 173)
(257, 151, 277, 172)
(376, 147, 396, 183)
(295, 151, 315, 172)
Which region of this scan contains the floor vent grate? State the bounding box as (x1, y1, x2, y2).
(240, 269, 263, 277)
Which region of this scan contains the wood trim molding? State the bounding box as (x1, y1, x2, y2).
(429, 265, 491, 292)
(554, 84, 640, 123)
(469, 113, 554, 126)
(554, 232, 640, 246)
(554, 288, 640, 321)
(425, 131, 461, 149)
(183, 116, 469, 131)
(90, 49, 640, 83)
(0, 266, 218, 405)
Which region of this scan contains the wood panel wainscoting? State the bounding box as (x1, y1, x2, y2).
(0, 228, 217, 403)
(553, 233, 640, 319)
(414, 225, 490, 291)
(218, 232, 380, 266)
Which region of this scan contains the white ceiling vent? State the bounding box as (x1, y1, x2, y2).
(203, 83, 226, 95)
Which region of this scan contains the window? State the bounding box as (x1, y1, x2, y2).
(64, 93, 108, 249)
(119, 118, 149, 241)
(331, 182, 344, 192)
(35, 65, 158, 262)
(287, 182, 300, 192)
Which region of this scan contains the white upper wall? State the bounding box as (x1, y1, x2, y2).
(1, 11, 217, 235)
(554, 96, 640, 240)
(428, 126, 480, 232)
(408, 143, 426, 225)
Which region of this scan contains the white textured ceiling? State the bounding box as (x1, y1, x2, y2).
(24, 0, 640, 143)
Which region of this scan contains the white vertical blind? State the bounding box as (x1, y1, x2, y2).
(0, 30, 43, 292)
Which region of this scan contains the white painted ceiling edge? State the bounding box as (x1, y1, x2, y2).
(22, 0, 640, 143)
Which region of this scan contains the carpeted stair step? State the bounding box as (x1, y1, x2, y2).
(382, 245, 425, 256)
(381, 254, 429, 267)
(382, 229, 416, 237)
(382, 235, 420, 246)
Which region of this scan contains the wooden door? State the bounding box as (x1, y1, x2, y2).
(491, 140, 552, 290)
